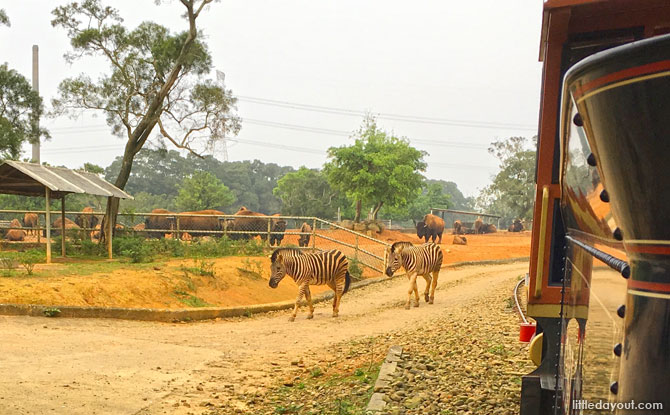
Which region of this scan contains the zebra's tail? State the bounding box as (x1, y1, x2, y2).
(343, 270, 352, 294)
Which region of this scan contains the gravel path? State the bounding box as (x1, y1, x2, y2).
(0, 262, 529, 415)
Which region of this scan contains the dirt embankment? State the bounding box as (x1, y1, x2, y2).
(0, 256, 332, 309)
(0, 231, 530, 309)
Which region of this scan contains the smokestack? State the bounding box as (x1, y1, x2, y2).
(31, 44, 40, 164)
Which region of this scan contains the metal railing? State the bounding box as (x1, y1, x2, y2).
(0, 209, 391, 275)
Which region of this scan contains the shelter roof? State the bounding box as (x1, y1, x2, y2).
(0, 160, 132, 199)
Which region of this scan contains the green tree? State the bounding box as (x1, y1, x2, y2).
(325, 117, 427, 222)
(381, 182, 452, 220)
(477, 136, 536, 224)
(273, 167, 345, 218)
(0, 9, 9, 26)
(175, 171, 235, 212)
(51, 0, 240, 240)
(0, 64, 49, 160)
(82, 163, 104, 175)
(105, 149, 293, 213)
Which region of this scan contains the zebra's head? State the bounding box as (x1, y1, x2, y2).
(269, 253, 287, 288)
(386, 242, 411, 277)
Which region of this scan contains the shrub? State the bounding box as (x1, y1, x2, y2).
(348, 257, 364, 281)
(114, 237, 154, 263)
(17, 249, 44, 275)
(0, 253, 17, 277)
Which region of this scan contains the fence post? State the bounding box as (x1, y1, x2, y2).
(355, 234, 359, 260)
(176, 216, 180, 241)
(311, 218, 317, 250)
(267, 217, 272, 247)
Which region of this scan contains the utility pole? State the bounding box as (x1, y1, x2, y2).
(31, 45, 40, 164)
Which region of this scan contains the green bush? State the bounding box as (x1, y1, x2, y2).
(17, 249, 44, 275)
(0, 253, 17, 277)
(114, 237, 154, 263)
(348, 257, 364, 281)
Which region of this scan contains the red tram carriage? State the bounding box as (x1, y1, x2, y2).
(522, 1, 670, 413)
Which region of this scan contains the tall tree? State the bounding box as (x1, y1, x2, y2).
(51, 0, 240, 241)
(175, 171, 235, 211)
(0, 64, 49, 159)
(0, 9, 9, 27)
(477, 136, 536, 224)
(325, 116, 427, 222)
(273, 167, 345, 218)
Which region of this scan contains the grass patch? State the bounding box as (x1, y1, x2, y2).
(173, 291, 212, 307)
(236, 258, 264, 280)
(264, 360, 382, 415)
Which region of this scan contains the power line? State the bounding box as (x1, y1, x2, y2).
(237, 95, 537, 131)
(47, 119, 491, 150)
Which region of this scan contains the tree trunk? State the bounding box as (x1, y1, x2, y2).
(371, 201, 384, 220)
(99, 142, 144, 245)
(354, 200, 362, 223)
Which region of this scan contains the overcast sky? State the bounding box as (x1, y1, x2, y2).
(1, 0, 543, 197)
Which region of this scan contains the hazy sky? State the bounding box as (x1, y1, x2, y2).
(1, 1, 543, 197)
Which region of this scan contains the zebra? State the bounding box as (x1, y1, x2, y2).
(269, 248, 351, 321)
(385, 241, 443, 309)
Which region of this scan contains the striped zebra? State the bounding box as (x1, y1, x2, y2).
(269, 248, 351, 321)
(385, 241, 443, 309)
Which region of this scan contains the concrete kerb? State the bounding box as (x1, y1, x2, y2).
(367, 345, 404, 412)
(0, 257, 529, 322)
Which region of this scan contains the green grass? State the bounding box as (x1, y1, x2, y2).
(173, 291, 212, 307)
(266, 361, 382, 415)
(29, 260, 160, 279)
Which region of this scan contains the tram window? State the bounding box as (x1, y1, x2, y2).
(549, 27, 645, 184)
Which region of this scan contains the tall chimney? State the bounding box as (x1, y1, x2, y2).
(31, 44, 40, 164)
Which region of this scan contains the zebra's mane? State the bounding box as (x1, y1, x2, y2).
(270, 247, 304, 263)
(390, 241, 414, 253)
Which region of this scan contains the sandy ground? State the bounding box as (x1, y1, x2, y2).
(0, 261, 528, 415)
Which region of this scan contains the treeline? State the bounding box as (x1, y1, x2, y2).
(103, 148, 472, 220)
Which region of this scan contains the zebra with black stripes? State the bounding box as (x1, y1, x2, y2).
(385, 241, 443, 309)
(269, 248, 351, 321)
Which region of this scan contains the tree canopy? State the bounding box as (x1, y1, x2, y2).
(324, 117, 427, 221)
(0, 64, 49, 160)
(176, 171, 235, 212)
(0, 9, 9, 27)
(106, 148, 293, 214)
(273, 167, 347, 218)
(50, 0, 239, 239)
(477, 136, 536, 225)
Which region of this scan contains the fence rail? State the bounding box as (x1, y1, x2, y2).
(0, 210, 391, 276)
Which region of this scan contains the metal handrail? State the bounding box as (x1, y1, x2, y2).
(515, 276, 529, 324)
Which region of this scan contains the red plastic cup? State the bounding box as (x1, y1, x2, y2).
(519, 322, 536, 342)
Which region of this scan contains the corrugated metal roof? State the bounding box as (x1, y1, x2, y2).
(0, 160, 133, 199)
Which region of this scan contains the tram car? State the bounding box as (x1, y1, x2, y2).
(522, 1, 670, 414)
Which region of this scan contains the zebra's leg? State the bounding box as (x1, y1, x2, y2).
(429, 269, 439, 304)
(406, 272, 418, 309)
(422, 274, 432, 302)
(304, 286, 314, 319)
(413, 279, 420, 307)
(290, 283, 308, 322)
(327, 281, 340, 317)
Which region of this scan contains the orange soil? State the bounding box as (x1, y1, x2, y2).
(313, 228, 532, 264)
(0, 230, 530, 308)
(0, 256, 331, 309)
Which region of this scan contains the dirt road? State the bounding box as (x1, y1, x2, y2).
(0, 261, 528, 415)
